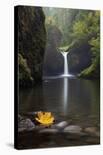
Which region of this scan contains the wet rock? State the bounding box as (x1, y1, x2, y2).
(85, 137, 100, 144)
(84, 127, 99, 136)
(18, 127, 26, 132)
(39, 128, 59, 134)
(64, 125, 82, 134)
(65, 133, 81, 140)
(26, 111, 41, 116)
(35, 125, 46, 130)
(44, 80, 49, 83)
(78, 132, 89, 137)
(18, 118, 35, 132)
(84, 127, 97, 134)
(18, 114, 23, 122)
(95, 131, 100, 137)
(55, 121, 68, 129)
(84, 127, 97, 133)
(18, 7, 46, 87)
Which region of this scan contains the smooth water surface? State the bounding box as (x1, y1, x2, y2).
(18, 78, 100, 149)
(19, 78, 100, 126)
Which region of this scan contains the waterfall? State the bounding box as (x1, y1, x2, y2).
(60, 51, 74, 77)
(61, 51, 69, 76)
(43, 49, 74, 79)
(61, 52, 69, 75)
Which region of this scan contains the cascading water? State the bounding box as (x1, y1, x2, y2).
(60, 51, 74, 77)
(43, 49, 74, 80)
(61, 52, 69, 76)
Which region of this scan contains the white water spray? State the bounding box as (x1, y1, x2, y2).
(61, 52, 69, 76)
(60, 50, 74, 77)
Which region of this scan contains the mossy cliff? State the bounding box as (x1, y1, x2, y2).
(17, 6, 46, 87)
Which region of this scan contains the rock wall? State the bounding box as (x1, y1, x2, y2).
(17, 6, 46, 86)
(43, 25, 63, 76)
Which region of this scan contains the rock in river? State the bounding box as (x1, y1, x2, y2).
(84, 127, 97, 133)
(55, 121, 68, 129)
(18, 118, 35, 132)
(39, 128, 59, 134)
(18, 114, 23, 122)
(84, 127, 100, 137)
(64, 125, 82, 134)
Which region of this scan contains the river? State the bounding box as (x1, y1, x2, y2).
(18, 77, 100, 149)
(19, 77, 99, 128)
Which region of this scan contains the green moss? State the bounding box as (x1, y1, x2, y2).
(18, 6, 46, 86)
(79, 62, 100, 78)
(58, 45, 70, 52)
(18, 53, 33, 87)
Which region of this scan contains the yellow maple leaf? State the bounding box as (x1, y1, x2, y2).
(35, 111, 54, 126)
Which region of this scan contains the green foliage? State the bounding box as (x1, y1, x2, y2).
(89, 36, 100, 62)
(43, 8, 100, 77)
(69, 10, 100, 78)
(18, 6, 46, 86)
(72, 21, 89, 39)
(43, 8, 100, 78)
(80, 35, 100, 78)
(18, 53, 33, 85)
(43, 8, 79, 45)
(58, 45, 70, 52)
(71, 11, 100, 40)
(79, 63, 99, 78)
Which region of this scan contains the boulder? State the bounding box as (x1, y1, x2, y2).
(18, 118, 35, 132)
(39, 128, 59, 134)
(64, 125, 82, 134)
(18, 114, 23, 122)
(85, 137, 100, 144)
(64, 133, 81, 140)
(84, 127, 100, 137)
(84, 127, 97, 133)
(55, 121, 68, 129)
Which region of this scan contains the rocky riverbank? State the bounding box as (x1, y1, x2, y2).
(17, 113, 100, 149)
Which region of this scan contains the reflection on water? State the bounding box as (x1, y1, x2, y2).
(63, 78, 68, 114)
(19, 78, 100, 125)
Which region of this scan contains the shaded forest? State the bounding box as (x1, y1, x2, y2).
(43, 8, 100, 78)
(17, 6, 100, 87)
